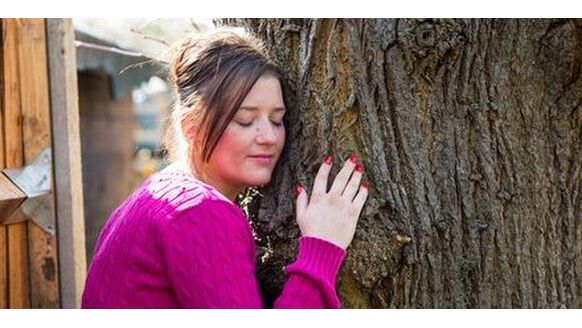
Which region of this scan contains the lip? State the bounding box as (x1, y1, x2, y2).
(248, 155, 274, 165)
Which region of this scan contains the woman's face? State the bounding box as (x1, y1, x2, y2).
(199, 74, 286, 200)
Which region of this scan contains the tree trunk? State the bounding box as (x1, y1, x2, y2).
(223, 19, 582, 309)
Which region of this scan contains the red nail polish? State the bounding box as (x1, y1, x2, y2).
(348, 154, 358, 163)
(362, 181, 369, 189)
(295, 183, 303, 197)
(355, 163, 364, 173)
(324, 155, 333, 165)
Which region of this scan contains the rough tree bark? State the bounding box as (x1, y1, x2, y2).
(222, 19, 582, 309)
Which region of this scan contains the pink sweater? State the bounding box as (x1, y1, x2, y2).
(81, 169, 347, 308)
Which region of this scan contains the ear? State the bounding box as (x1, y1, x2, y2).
(182, 116, 206, 150)
(181, 117, 196, 140)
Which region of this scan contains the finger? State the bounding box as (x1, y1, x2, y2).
(295, 183, 308, 220)
(350, 182, 369, 217)
(329, 154, 358, 195)
(312, 155, 333, 197)
(341, 162, 364, 201)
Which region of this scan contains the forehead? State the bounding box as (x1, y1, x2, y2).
(239, 75, 286, 110)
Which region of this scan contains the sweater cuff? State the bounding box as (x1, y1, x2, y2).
(287, 236, 347, 286)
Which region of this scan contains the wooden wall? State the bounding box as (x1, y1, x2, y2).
(77, 70, 137, 264)
(1, 18, 86, 308)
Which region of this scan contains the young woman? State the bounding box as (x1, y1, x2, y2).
(81, 29, 369, 309)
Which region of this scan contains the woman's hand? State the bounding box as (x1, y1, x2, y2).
(295, 154, 369, 250)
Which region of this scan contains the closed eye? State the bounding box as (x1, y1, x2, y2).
(235, 121, 253, 127)
(235, 120, 284, 127)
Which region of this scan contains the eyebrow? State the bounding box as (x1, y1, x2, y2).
(239, 106, 286, 112)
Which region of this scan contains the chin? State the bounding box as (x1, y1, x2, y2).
(246, 175, 272, 187)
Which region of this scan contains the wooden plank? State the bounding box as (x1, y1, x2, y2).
(0, 173, 27, 224)
(2, 18, 30, 309)
(46, 19, 87, 309)
(0, 18, 7, 309)
(0, 19, 4, 167)
(16, 18, 60, 308)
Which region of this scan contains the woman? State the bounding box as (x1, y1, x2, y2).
(81, 29, 368, 309)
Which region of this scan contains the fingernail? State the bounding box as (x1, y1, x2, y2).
(355, 163, 364, 173)
(324, 154, 333, 165)
(295, 183, 303, 197)
(362, 181, 369, 189)
(348, 153, 358, 163)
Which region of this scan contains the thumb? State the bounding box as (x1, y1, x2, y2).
(295, 183, 308, 219)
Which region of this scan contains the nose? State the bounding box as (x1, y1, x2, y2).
(255, 118, 278, 144)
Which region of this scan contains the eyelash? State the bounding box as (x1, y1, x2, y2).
(237, 120, 283, 127)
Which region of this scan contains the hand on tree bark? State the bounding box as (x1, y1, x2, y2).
(294, 154, 369, 250)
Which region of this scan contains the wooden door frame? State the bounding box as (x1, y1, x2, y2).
(46, 18, 87, 309)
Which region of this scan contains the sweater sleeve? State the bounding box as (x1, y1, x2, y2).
(159, 199, 346, 309)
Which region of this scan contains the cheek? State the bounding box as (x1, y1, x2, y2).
(215, 127, 251, 156)
(272, 129, 285, 155)
(279, 128, 286, 145)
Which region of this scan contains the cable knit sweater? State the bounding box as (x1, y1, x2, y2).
(81, 168, 347, 309)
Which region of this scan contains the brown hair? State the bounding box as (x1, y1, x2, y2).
(165, 28, 285, 167)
